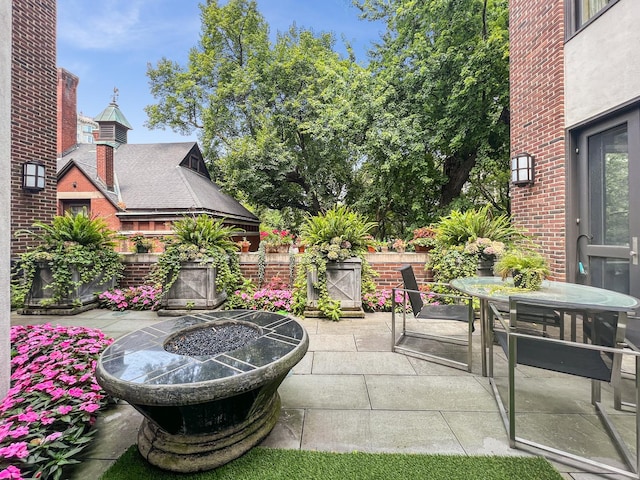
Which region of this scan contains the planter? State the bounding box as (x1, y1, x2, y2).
(297, 245, 306, 254)
(367, 246, 376, 253)
(414, 245, 432, 253)
(96, 310, 309, 473)
(307, 257, 362, 311)
(136, 246, 150, 253)
(161, 260, 226, 310)
(22, 261, 116, 314)
(476, 257, 495, 277)
(513, 270, 544, 290)
(240, 245, 250, 253)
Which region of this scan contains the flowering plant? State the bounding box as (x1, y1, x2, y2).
(392, 238, 407, 252)
(464, 237, 505, 260)
(409, 226, 438, 248)
(260, 229, 294, 246)
(224, 278, 293, 312)
(0, 324, 112, 480)
(99, 285, 162, 311)
(237, 237, 251, 248)
(130, 232, 152, 253)
(362, 287, 440, 313)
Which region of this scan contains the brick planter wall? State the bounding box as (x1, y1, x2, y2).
(509, 0, 566, 281)
(120, 253, 430, 290)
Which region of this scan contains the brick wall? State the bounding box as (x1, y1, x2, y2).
(56, 68, 78, 156)
(11, 0, 57, 256)
(509, 0, 566, 281)
(119, 253, 431, 290)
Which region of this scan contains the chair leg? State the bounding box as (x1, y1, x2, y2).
(508, 333, 516, 447)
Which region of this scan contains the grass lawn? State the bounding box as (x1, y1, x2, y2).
(100, 447, 563, 480)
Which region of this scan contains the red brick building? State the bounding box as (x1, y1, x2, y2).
(55, 78, 260, 250)
(10, 0, 58, 256)
(510, 0, 639, 297)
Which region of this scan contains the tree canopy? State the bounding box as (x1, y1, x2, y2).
(145, 0, 510, 237)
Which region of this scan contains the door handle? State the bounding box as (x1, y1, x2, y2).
(633, 237, 639, 265)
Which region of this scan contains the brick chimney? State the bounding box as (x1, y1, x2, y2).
(96, 142, 114, 191)
(56, 68, 79, 156)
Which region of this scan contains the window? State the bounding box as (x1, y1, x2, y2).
(62, 201, 90, 216)
(569, 0, 617, 33)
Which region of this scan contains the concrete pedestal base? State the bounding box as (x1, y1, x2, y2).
(137, 395, 281, 473)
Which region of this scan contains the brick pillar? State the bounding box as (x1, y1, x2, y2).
(11, 0, 58, 256)
(509, 0, 566, 280)
(56, 68, 79, 156)
(96, 143, 115, 190)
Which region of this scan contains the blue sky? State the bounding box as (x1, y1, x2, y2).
(57, 0, 385, 144)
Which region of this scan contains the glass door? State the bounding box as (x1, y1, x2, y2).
(577, 111, 640, 296)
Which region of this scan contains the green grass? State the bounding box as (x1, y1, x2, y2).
(100, 447, 563, 480)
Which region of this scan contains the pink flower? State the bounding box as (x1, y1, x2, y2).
(44, 431, 62, 442)
(17, 410, 38, 423)
(67, 388, 84, 398)
(79, 403, 100, 413)
(57, 405, 73, 415)
(0, 465, 24, 479)
(0, 441, 29, 459)
(8, 426, 29, 438)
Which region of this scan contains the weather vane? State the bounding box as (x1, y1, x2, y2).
(112, 87, 119, 104)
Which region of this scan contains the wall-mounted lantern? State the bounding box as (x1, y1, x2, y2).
(22, 161, 46, 192)
(511, 153, 534, 186)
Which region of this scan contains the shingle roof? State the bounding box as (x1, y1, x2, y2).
(57, 142, 259, 224)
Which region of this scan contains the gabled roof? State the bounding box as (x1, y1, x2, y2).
(57, 142, 259, 224)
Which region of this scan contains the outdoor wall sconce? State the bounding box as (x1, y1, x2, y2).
(511, 153, 534, 186)
(22, 161, 46, 191)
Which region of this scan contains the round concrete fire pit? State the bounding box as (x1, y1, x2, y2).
(95, 310, 308, 472)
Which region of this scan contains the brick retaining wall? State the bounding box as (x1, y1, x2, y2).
(120, 253, 430, 290)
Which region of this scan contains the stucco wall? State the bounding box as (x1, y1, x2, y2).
(565, 1, 640, 127)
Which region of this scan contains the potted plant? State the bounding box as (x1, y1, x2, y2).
(392, 238, 407, 253)
(13, 211, 123, 313)
(130, 232, 153, 253)
(409, 226, 438, 252)
(260, 228, 294, 253)
(464, 237, 505, 276)
(292, 206, 376, 320)
(494, 249, 551, 290)
(237, 236, 251, 253)
(148, 215, 243, 310)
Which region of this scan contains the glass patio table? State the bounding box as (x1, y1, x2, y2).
(450, 276, 640, 376)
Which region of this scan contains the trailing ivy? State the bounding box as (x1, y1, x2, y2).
(147, 215, 244, 303)
(12, 212, 123, 307)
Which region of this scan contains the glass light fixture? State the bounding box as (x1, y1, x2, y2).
(22, 161, 46, 191)
(511, 153, 534, 186)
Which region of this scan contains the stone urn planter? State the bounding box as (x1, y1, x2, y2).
(160, 261, 226, 310)
(96, 310, 308, 473)
(21, 261, 115, 314)
(306, 257, 363, 317)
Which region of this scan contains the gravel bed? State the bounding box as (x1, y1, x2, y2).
(164, 324, 260, 356)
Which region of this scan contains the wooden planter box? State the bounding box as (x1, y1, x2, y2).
(21, 261, 116, 315)
(161, 261, 227, 310)
(306, 258, 363, 317)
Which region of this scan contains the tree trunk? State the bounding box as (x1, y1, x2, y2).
(439, 153, 478, 206)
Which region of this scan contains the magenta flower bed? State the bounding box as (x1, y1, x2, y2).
(98, 285, 162, 311)
(0, 324, 113, 480)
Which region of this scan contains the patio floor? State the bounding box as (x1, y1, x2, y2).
(10, 309, 638, 479)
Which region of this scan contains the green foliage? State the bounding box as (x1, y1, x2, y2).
(494, 249, 550, 290)
(148, 215, 243, 299)
(299, 205, 376, 252)
(12, 212, 123, 307)
(428, 246, 479, 284)
(293, 208, 377, 320)
(354, 0, 511, 230)
(436, 206, 525, 247)
(146, 0, 366, 215)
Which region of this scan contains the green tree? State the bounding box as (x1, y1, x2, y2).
(146, 0, 366, 215)
(355, 0, 510, 220)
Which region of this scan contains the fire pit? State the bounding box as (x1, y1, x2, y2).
(95, 310, 308, 472)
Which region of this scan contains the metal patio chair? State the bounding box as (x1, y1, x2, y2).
(488, 296, 640, 478)
(391, 265, 474, 372)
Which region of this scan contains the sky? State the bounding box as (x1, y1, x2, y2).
(57, 0, 385, 144)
